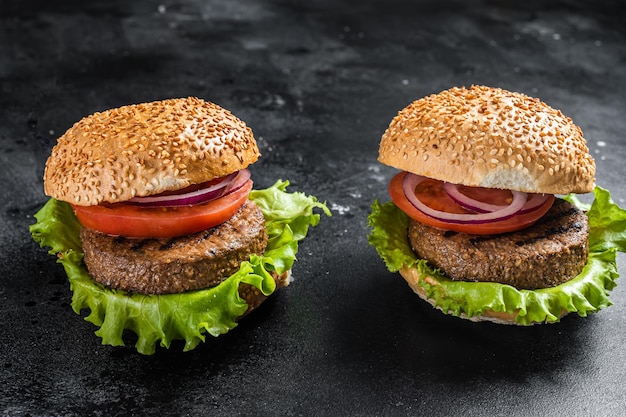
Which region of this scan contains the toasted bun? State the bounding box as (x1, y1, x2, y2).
(239, 270, 292, 317)
(44, 97, 259, 205)
(378, 85, 595, 194)
(398, 266, 567, 325)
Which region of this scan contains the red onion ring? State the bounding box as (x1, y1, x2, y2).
(221, 168, 251, 197)
(518, 193, 551, 214)
(402, 173, 528, 224)
(443, 182, 550, 215)
(128, 169, 250, 207)
(442, 183, 507, 213)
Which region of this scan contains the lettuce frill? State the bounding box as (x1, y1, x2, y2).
(368, 187, 626, 324)
(31, 180, 330, 354)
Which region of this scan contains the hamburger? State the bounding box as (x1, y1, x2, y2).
(368, 85, 626, 324)
(30, 97, 330, 354)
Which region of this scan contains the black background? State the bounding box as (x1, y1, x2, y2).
(2, 1, 626, 416)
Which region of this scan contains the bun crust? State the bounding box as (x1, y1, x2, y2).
(239, 270, 292, 317)
(44, 97, 259, 205)
(379, 85, 595, 194)
(398, 266, 568, 325)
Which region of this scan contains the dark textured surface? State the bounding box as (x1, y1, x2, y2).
(2, 1, 626, 416)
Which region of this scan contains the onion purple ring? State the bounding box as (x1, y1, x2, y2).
(402, 173, 528, 224)
(128, 169, 250, 207)
(443, 182, 550, 215)
(442, 183, 507, 213)
(517, 193, 552, 214)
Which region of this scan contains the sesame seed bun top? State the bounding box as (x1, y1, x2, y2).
(44, 97, 259, 206)
(378, 85, 595, 194)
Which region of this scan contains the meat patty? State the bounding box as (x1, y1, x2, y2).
(81, 200, 268, 294)
(408, 198, 589, 289)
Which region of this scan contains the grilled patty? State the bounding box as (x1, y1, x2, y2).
(81, 200, 268, 294)
(408, 198, 589, 289)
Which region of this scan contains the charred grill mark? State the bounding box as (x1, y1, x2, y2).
(158, 239, 176, 251)
(467, 202, 580, 247)
(515, 221, 585, 246)
(116, 235, 150, 252)
(197, 227, 217, 242)
(130, 240, 148, 251)
(468, 235, 503, 245)
(532, 206, 578, 226)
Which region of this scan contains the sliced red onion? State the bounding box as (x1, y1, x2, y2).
(442, 183, 507, 213)
(221, 168, 251, 196)
(402, 173, 528, 224)
(128, 169, 249, 207)
(443, 182, 550, 215)
(518, 193, 551, 214)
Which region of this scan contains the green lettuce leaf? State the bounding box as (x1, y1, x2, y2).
(368, 186, 626, 325)
(30, 180, 330, 354)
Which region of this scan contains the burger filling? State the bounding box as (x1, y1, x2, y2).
(389, 171, 555, 235)
(390, 171, 589, 288)
(80, 200, 269, 294)
(70, 169, 253, 238)
(407, 199, 589, 289)
(69, 168, 266, 294)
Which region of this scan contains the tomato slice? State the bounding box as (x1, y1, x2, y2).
(71, 180, 253, 238)
(389, 172, 555, 235)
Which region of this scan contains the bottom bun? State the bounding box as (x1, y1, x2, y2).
(239, 269, 292, 318)
(398, 266, 567, 325)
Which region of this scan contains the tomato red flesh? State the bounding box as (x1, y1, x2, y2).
(72, 180, 253, 238)
(456, 184, 514, 207)
(389, 172, 554, 235)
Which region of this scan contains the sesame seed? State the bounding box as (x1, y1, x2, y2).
(376, 85, 594, 194)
